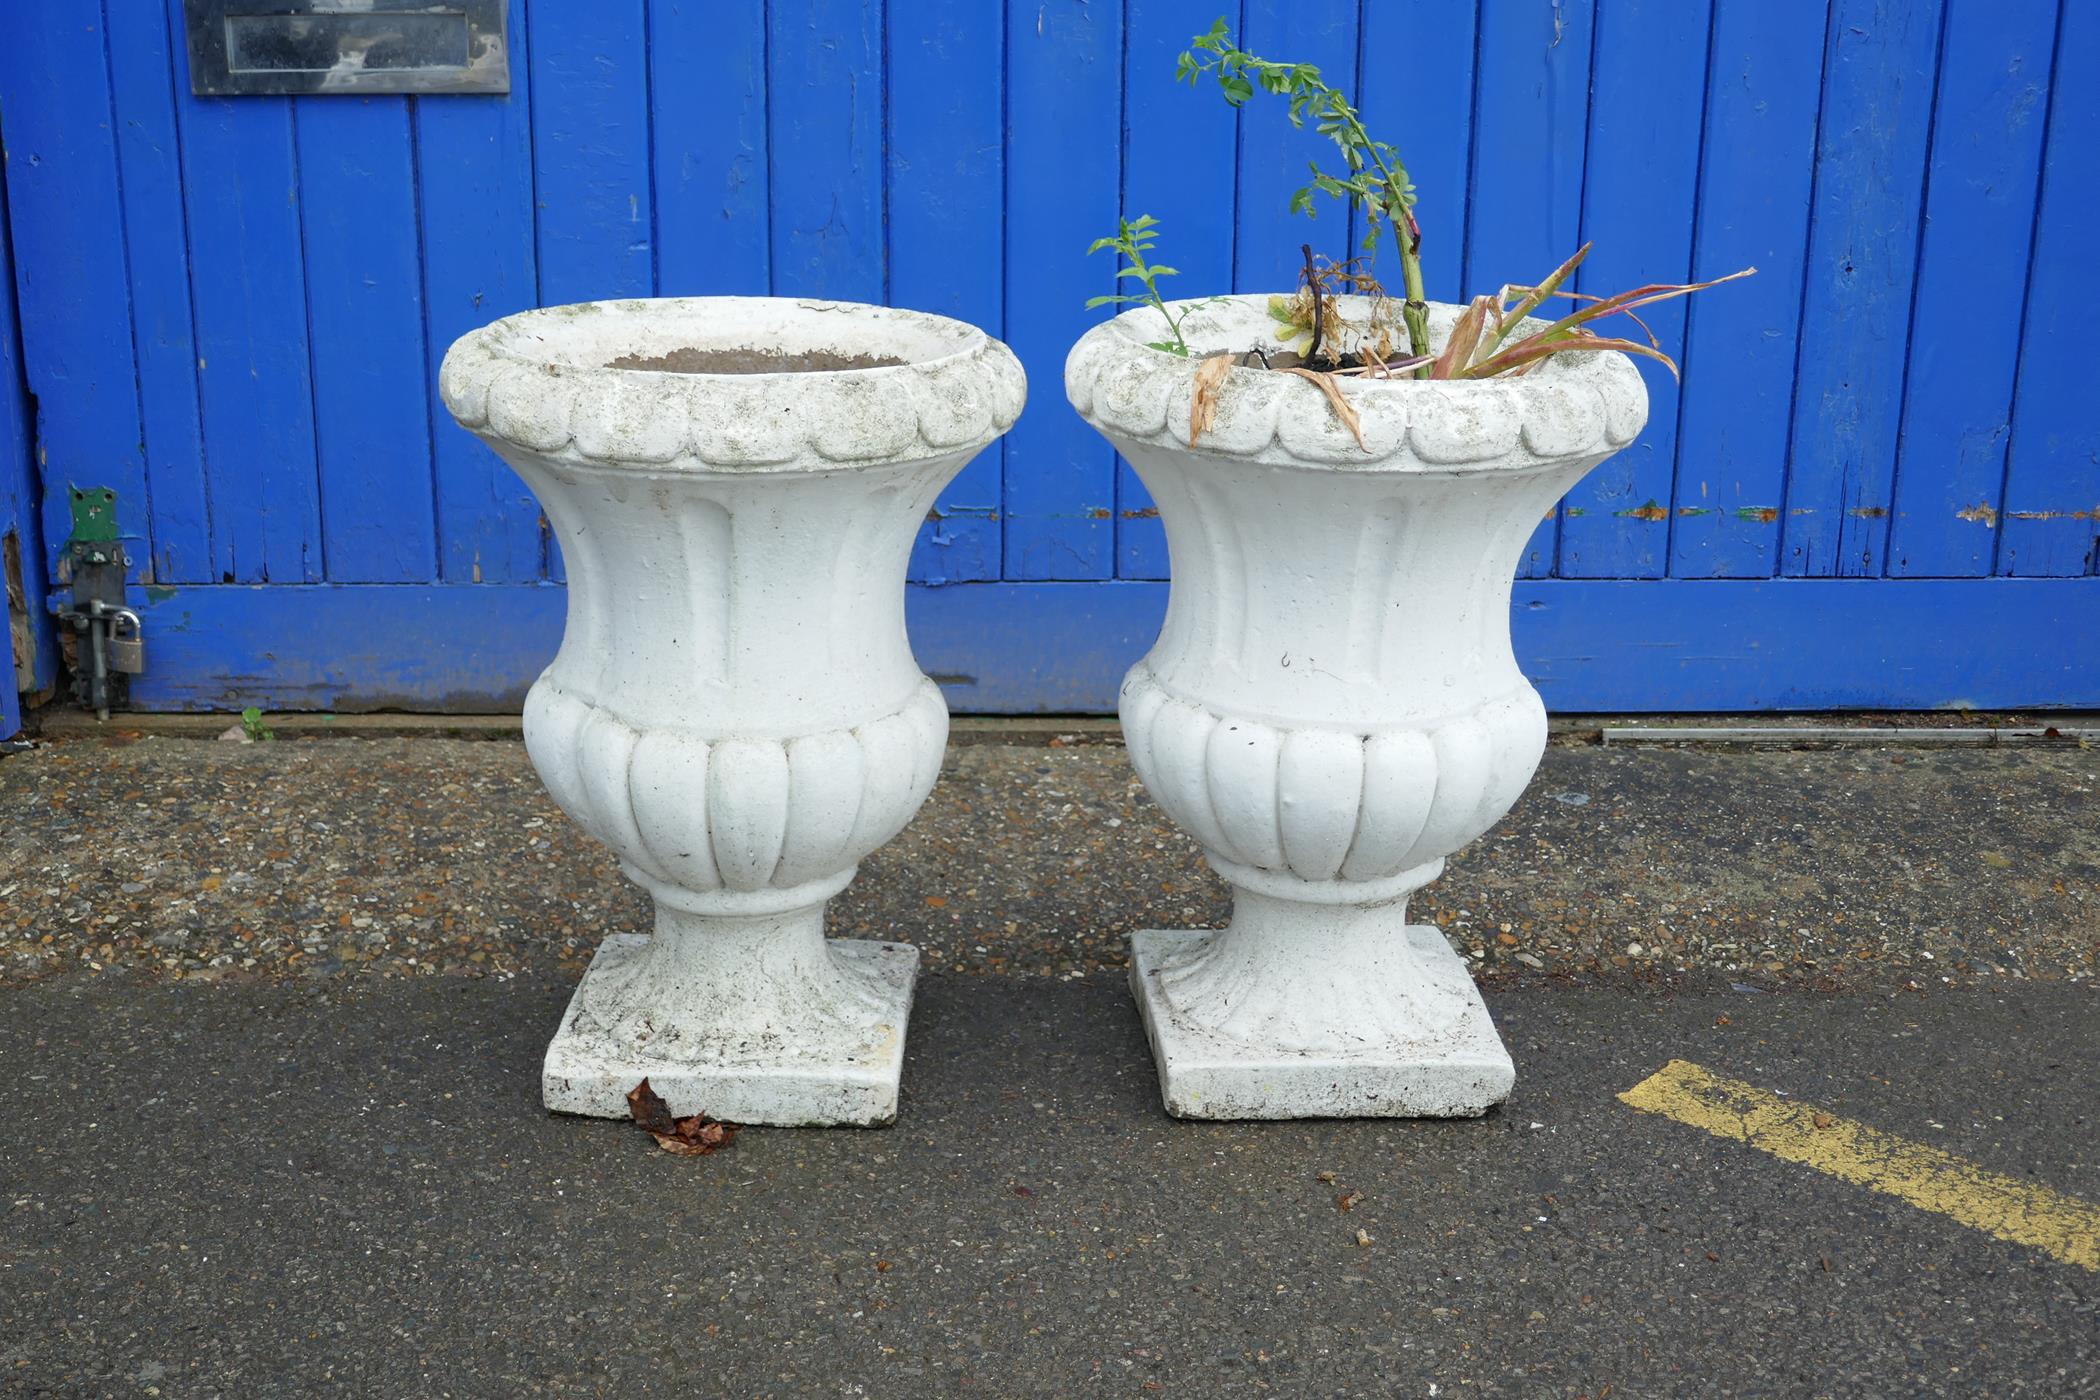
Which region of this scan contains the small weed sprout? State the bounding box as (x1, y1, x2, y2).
(1086, 215, 1202, 357)
(240, 706, 274, 742)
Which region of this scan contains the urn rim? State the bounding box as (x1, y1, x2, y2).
(440, 296, 1027, 473)
(476, 296, 989, 380)
(1065, 294, 1648, 472)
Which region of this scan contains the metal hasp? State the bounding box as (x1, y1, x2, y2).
(183, 1, 509, 96)
(53, 488, 143, 721)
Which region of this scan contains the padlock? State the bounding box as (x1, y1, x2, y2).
(106, 608, 145, 674)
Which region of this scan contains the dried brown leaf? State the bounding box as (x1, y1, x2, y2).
(1431, 294, 1498, 380)
(1188, 352, 1234, 446)
(625, 1078, 678, 1136)
(1278, 367, 1366, 451)
(626, 1077, 740, 1156)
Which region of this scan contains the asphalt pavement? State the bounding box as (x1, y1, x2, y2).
(1, 729, 2096, 1397)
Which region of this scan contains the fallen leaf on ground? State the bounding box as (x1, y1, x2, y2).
(626, 1078, 739, 1156)
(1336, 1191, 1364, 1213)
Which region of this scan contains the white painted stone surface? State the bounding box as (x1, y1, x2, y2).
(442, 297, 1025, 1126)
(1067, 295, 1648, 1120)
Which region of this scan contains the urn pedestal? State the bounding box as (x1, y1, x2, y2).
(1067, 296, 1647, 1120)
(441, 297, 1024, 1126)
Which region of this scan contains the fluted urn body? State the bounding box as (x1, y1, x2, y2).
(1067, 296, 1646, 1119)
(442, 297, 1024, 1125)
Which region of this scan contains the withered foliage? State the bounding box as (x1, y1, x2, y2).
(626, 1078, 739, 1156)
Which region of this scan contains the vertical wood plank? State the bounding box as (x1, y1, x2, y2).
(1116, 0, 1240, 581)
(105, 1, 212, 584)
(529, 0, 653, 305)
(1886, 1, 2054, 578)
(1669, 0, 1828, 579)
(2000, 0, 2099, 578)
(767, 0, 884, 301)
(1780, 0, 1943, 578)
(891, 0, 1004, 584)
(0, 8, 152, 567)
(169, 27, 325, 582)
(653, 0, 769, 297)
(0, 161, 58, 702)
(1465, 0, 1595, 577)
(295, 98, 438, 582)
(1231, 0, 1360, 292)
(1558, 0, 1711, 579)
(1004, 0, 1123, 580)
(418, 0, 543, 584)
(527, 0, 651, 583)
(1356, 0, 1477, 305)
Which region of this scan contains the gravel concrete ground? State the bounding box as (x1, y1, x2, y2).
(3, 730, 2098, 1398)
(2, 731, 2094, 990)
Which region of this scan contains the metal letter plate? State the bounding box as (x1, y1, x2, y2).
(184, 1, 509, 96)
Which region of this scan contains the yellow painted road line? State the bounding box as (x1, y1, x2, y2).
(1619, 1059, 2100, 1272)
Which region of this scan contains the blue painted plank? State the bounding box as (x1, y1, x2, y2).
(1669, 0, 1828, 580)
(172, 86, 324, 582)
(0, 159, 57, 711)
(105, 1, 212, 585)
(114, 577, 2100, 714)
(526, 0, 652, 586)
(294, 98, 438, 583)
(651, 0, 769, 297)
(1466, 0, 1594, 578)
(1781, 0, 1943, 578)
(1557, 0, 1710, 580)
(1003, 0, 1122, 580)
(417, 0, 544, 584)
(2001, 0, 2100, 578)
(766, 0, 884, 301)
(0, 9, 151, 569)
(1116, 0, 1241, 581)
(1356, 0, 1477, 305)
(528, 0, 653, 305)
(1886, 1, 2054, 578)
(1232, 0, 1361, 292)
(1512, 578, 2100, 712)
(891, 0, 1004, 585)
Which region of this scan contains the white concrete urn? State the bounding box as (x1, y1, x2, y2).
(1066, 296, 1646, 1120)
(441, 297, 1024, 1126)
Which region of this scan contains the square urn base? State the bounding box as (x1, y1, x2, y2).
(1128, 926, 1515, 1121)
(542, 934, 918, 1127)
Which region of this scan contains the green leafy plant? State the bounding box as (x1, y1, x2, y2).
(1179, 18, 1434, 370)
(1084, 16, 1754, 401)
(240, 706, 275, 742)
(1085, 215, 1203, 357)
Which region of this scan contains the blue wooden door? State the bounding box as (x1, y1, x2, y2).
(1, 0, 2094, 714)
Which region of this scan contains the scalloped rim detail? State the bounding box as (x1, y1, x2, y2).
(1065, 295, 1647, 472)
(442, 297, 1026, 473)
